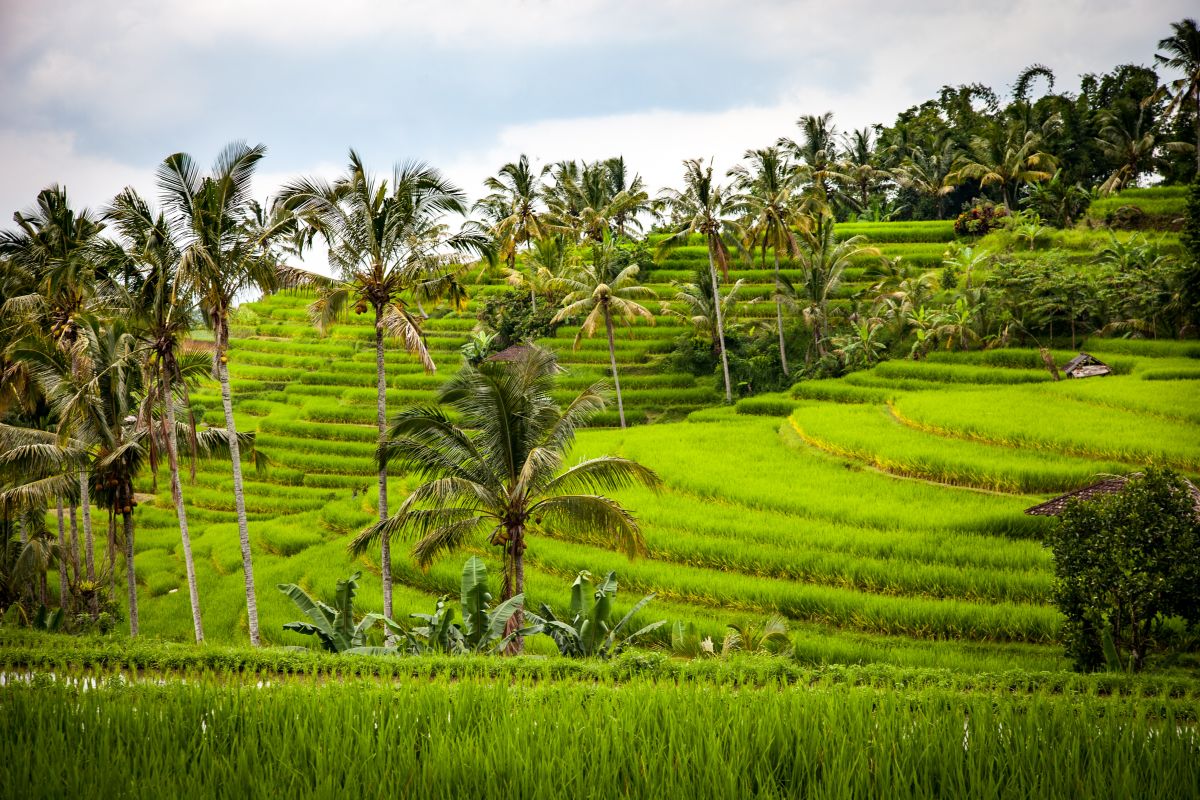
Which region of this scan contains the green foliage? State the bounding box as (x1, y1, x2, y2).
(954, 201, 1009, 236)
(5, 664, 1199, 800)
(276, 572, 389, 654)
(1045, 468, 1200, 671)
(476, 288, 562, 349)
(535, 570, 665, 658)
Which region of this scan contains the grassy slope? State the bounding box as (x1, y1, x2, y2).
(40, 221, 1198, 678)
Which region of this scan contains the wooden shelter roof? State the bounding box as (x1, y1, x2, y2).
(485, 344, 537, 362)
(1025, 474, 1200, 516)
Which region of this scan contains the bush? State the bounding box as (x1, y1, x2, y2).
(954, 201, 1009, 237)
(1045, 468, 1200, 672)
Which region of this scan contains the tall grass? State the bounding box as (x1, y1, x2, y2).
(5, 674, 1196, 800)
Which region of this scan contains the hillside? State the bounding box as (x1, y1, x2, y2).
(74, 216, 1196, 677)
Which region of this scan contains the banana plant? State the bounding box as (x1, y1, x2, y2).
(459, 555, 538, 653)
(536, 570, 664, 658)
(401, 557, 538, 655)
(277, 572, 391, 654)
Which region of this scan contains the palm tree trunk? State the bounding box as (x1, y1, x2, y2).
(706, 244, 733, 403)
(218, 348, 260, 646)
(163, 369, 204, 642)
(68, 503, 80, 585)
(374, 312, 393, 628)
(107, 511, 117, 598)
(79, 468, 94, 580)
(56, 498, 68, 610)
(774, 248, 790, 376)
(502, 524, 526, 655)
(123, 510, 138, 637)
(604, 309, 626, 428)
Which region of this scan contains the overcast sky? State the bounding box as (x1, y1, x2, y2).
(1, 0, 1193, 240)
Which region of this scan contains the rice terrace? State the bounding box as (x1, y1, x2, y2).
(2, 5, 1200, 798)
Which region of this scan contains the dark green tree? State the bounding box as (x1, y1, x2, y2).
(1045, 469, 1200, 671)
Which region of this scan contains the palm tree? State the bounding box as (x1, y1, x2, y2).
(729, 147, 806, 376)
(277, 151, 490, 624)
(895, 137, 960, 219)
(951, 125, 1056, 209)
(552, 236, 656, 428)
(102, 188, 206, 642)
(662, 270, 745, 358)
(779, 112, 849, 206)
(1156, 18, 1200, 173)
(1094, 104, 1181, 195)
(13, 319, 148, 633)
(158, 141, 285, 646)
(0, 186, 109, 588)
(656, 159, 742, 402)
(350, 345, 661, 652)
(839, 128, 890, 212)
(794, 214, 879, 358)
(542, 159, 649, 244)
(475, 154, 548, 294)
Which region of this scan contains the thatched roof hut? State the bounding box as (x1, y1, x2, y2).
(1062, 353, 1111, 379)
(1025, 474, 1200, 516)
(485, 344, 538, 363)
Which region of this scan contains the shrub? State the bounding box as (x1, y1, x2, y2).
(954, 201, 1009, 237)
(1045, 468, 1200, 671)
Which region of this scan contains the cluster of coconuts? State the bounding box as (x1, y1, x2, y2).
(354, 300, 368, 314)
(106, 477, 138, 514)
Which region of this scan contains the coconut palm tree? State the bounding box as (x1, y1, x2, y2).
(661, 270, 745, 358)
(0, 186, 110, 588)
(542, 159, 649, 244)
(951, 125, 1056, 209)
(157, 141, 286, 646)
(778, 112, 850, 205)
(350, 345, 661, 652)
(793, 214, 880, 358)
(102, 187, 207, 642)
(1156, 18, 1200, 173)
(656, 159, 742, 402)
(839, 128, 891, 213)
(729, 147, 807, 377)
(475, 154, 548, 289)
(277, 151, 490, 624)
(552, 236, 656, 428)
(895, 137, 960, 219)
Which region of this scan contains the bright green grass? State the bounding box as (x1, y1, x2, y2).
(791, 402, 1136, 493)
(5, 663, 1197, 800)
(892, 383, 1200, 470)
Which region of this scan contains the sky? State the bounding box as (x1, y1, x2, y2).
(0, 0, 1194, 254)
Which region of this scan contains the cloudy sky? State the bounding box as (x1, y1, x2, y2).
(0, 0, 1193, 232)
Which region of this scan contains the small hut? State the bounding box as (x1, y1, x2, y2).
(485, 344, 537, 363)
(1062, 353, 1111, 379)
(1025, 474, 1200, 516)
(484, 343, 566, 372)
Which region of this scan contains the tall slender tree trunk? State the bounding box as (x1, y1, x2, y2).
(79, 468, 94, 580)
(68, 504, 80, 585)
(374, 311, 393, 629)
(604, 309, 626, 428)
(107, 512, 117, 598)
(706, 244, 732, 403)
(774, 248, 790, 376)
(502, 524, 526, 654)
(217, 340, 260, 646)
(163, 369, 204, 642)
(123, 511, 138, 637)
(56, 499, 68, 610)
(79, 467, 96, 618)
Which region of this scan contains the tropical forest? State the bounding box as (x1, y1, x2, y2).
(2, 13, 1200, 800)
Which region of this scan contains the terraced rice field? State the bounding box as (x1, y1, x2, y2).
(31, 218, 1189, 676)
